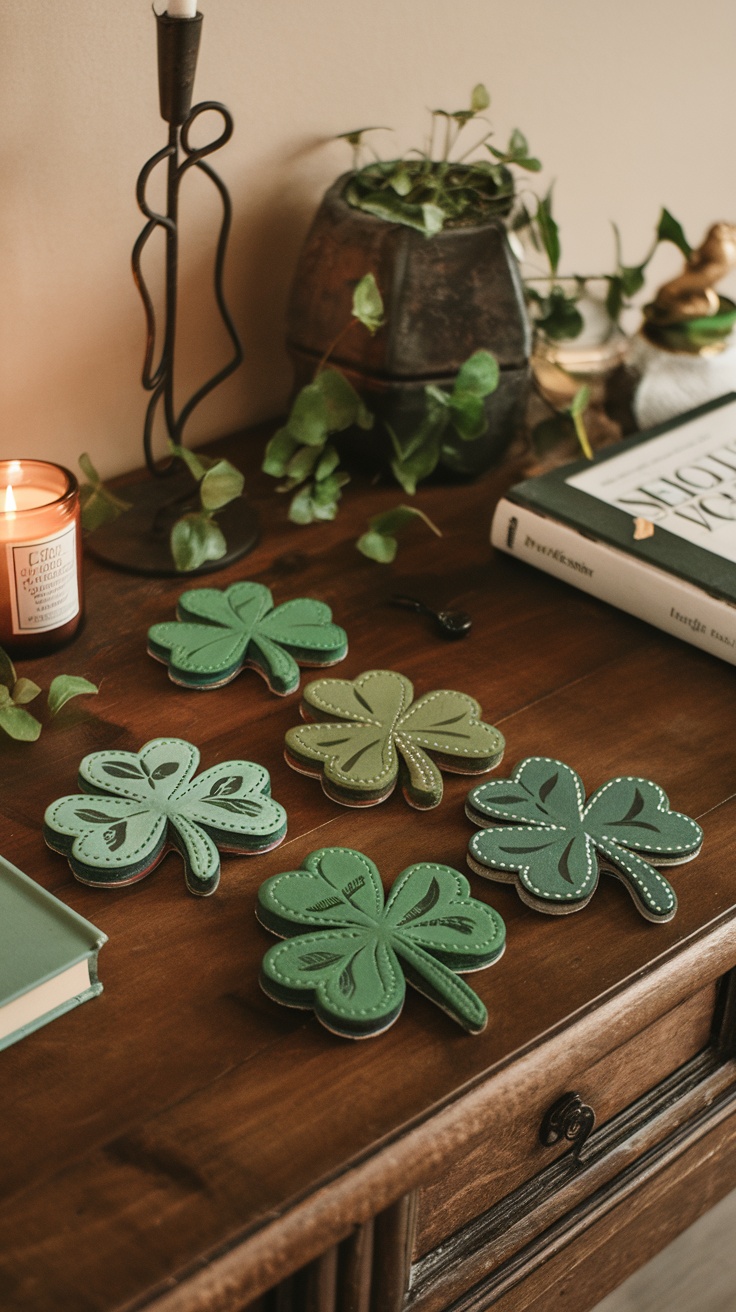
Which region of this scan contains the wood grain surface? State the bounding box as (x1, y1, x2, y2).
(1, 429, 735, 1312)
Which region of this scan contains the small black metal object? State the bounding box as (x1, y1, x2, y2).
(390, 594, 472, 640)
(539, 1091, 596, 1159)
(88, 9, 257, 576)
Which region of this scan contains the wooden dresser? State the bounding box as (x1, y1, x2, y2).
(1, 432, 735, 1312)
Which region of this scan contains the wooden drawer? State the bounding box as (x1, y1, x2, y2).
(404, 970, 736, 1312)
(416, 981, 717, 1256)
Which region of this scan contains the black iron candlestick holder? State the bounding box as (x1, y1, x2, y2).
(87, 9, 258, 576)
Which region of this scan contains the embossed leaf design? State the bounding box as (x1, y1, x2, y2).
(285, 670, 504, 809)
(466, 757, 703, 922)
(44, 737, 287, 896)
(148, 581, 347, 695)
(256, 847, 506, 1037)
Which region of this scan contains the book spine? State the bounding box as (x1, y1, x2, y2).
(491, 497, 736, 667)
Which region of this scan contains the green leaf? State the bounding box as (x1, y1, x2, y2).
(170, 513, 227, 572)
(262, 426, 300, 478)
(289, 484, 317, 525)
(533, 285, 583, 341)
(356, 530, 398, 563)
(656, 208, 691, 257)
(0, 647, 16, 692)
(319, 368, 370, 434)
(391, 426, 443, 494)
(569, 384, 591, 420)
(421, 203, 446, 237)
(508, 128, 529, 158)
(536, 190, 560, 276)
(78, 452, 101, 487)
(453, 349, 500, 398)
(470, 83, 490, 113)
(312, 473, 344, 507)
(284, 444, 322, 483)
(619, 264, 646, 298)
(366, 505, 442, 538)
(449, 391, 487, 442)
(389, 168, 413, 198)
(345, 186, 429, 233)
(11, 678, 41, 706)
(47, 675, 98, 717)
(200, 459, 245, 512)
(0, 704, 42, 741)
(352, 274, 385, 334)
(314, 444, 341, 482)
(516, 156, 542, 173)
(287, 382, 330, 447)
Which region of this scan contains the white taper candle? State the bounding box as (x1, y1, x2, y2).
(167, 0, 198, 16)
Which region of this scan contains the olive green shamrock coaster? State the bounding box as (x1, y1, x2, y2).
(284, 670, 504, 809)
(43, 737, 287, 896)
(147, 581, 348, 695)
(465, 757, 703, 923)
(256, 847, 506, 1037)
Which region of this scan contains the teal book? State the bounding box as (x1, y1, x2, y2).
(491, 394, 736, 663)
(0, 854, 106, 1052)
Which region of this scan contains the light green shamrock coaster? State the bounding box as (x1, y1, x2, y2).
(43, 737, 287, 896)
(147, 581, 348, 695)
(284, 670, 504, 809)
(256, 847, 506, 1038)
(465, 757, 703, 923)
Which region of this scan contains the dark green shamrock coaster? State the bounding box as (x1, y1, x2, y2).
(256, 847, 506, 1037)
(465, 756, 703, 923)
(44, 737, 287, 896)
(284, 670, 504, 809)
(147, 581, 348, 695)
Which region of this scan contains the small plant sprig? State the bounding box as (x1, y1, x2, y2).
(356, 505, 442, 564)
(531, 385, 593, 463)
(388, 350, 499, 494)
(0, 647, 97, 743)
(262, 274, 383, 524)
(78, 447, 245, 573)
(341, 84, 541, 238)
(524, 197, 692, 341)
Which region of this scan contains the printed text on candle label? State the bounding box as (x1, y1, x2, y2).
(7, 525, 79, 633)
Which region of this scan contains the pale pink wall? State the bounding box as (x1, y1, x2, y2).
(0, 0, 734, 477)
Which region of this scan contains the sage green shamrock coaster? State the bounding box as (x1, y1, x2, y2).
(147, 581, 347, 695)
(256, 847, 506, 1037)
(465, 757, 703, 923)
(44, 737, 287, 896)
(284, 670, 504, 809)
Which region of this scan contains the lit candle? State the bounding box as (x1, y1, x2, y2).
(167, 0, 198, 16)
(0, 460, 83, 654)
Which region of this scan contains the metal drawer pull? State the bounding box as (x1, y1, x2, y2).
(540, 1091, 596, 1158)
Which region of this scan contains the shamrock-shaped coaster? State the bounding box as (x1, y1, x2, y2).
(465, 757, 703, 922)
(284, 670, 504, 809)
(147, 582, 347, 695)
(256, 847, 506, 1037)
(43, 737, 287, 896)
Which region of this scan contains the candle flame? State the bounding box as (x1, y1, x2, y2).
(4, 484, 17, 513)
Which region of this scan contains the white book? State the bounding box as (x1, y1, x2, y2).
(491, 497, 736, 664)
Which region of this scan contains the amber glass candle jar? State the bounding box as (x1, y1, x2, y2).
(0, 460, 83, 654)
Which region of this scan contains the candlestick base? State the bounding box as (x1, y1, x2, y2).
(84, 476, 259, 577)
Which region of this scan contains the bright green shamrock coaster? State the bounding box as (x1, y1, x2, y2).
(284, 669, 505, 809)
(147, 581, 348, 695)
(44, 737, 287, 896)
(465, 756, 703, 923)
(256, 847, 506, 1038)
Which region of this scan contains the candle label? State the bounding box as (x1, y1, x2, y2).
(7, 523, 79, 634)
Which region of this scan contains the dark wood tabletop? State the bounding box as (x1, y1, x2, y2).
(1, 429, 735, 1312)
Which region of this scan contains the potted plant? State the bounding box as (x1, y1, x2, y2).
(285, 85, 541, 478)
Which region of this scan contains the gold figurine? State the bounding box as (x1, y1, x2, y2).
(644, 222, 736, 352)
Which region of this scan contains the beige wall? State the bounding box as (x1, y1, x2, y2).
(1, 0, 734, 478)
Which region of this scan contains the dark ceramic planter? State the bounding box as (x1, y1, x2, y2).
(286, 175, 531, 478)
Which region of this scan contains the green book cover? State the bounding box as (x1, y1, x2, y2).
(507, 393, 736, 604)
(0, 854, 106, 1052)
